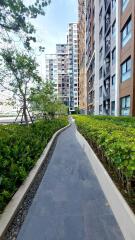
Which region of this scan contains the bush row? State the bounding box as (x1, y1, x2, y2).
(92, 115, 135, 128)
(74, 115, 135, 192)
(0, 118, 68, 213)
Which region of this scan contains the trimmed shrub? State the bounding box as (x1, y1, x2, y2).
(0, 117, 67, 212)
(74, 115, 135, 193)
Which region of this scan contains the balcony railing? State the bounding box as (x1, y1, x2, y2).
(103, 88, 110, 101)
(104, 64, 110, 78)
(105, 40, 110, 54)
(105, 0, 111, 10)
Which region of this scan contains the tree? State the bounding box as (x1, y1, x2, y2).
(30, 82, 68, 119)
(0, 49, 42, 124)
(0, 0, 51, 49)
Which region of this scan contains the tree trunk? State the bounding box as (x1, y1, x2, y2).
(23, 99, 29, 125)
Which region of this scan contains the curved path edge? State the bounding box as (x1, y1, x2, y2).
(76, 128, 135, 240)
(0, 123, 70, 239)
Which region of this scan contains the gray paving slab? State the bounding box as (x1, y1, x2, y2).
(17, 125, 124, 240)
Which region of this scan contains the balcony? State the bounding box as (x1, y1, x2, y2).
(105, 0, 111, 11)
(104, 63, 110, 78)
(103, 88, 110, 101)
(103, 99, 110, 115)
(88, 77, 94, 91)
(105, 34, 111, 55)
(105, 15, 111, 34)
(103, 78, 110, 100)
(88, 90, 95, 105)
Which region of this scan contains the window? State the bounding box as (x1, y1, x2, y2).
(99, 27, 103, 41)
(121, 57, 131, 82)
(120, 96, 130, 116)
(99, 47, 103, 60)
(112, 21, 116, 37)
(112, 74, 116, 86)
(121, 18, 131, 47)
(122, 0, 129, 12)
(99, 7, 102, 22)
(99, 67, 103, 79)
(99, 105, 102, 115)
(99, 86, 102, 97)
(112, 48, 116, 65)
(111, 101, 115, 115)
(112, 0, 116, 10)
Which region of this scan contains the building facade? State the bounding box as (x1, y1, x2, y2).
(86, 0, 96, 114)
(45, 45, 70, 107)
(45, 54, 58, 95)
(67, 23, 79, 112)
(56, 44, 69, 106)
(78, 0, 87, 114)
(79, 0, 135, 116)
(45, 24, 79, 111)
(0, 88, 17, 115)
(118, 0, 135, 116)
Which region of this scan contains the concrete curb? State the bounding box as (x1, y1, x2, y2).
(76, 129, 135, 240)
(0, 124, 70, 239)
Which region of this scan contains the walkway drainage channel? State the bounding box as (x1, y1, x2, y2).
(2, 136, 58, 240)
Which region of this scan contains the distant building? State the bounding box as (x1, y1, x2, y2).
(45, 24, 79, 111)
(56, 44, 69, 106)
(45, 54, 58, 95)
(0, 88, 17, 115)
(45, 47, 69, 107)
(67, 23, 79, 112)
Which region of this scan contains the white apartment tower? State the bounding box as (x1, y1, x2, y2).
(67, 23, 79, 112)
(45, 54, 58, 95)
(56, 44, 69, 106)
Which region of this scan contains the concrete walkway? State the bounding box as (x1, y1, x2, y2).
(17, 125, 124, 240)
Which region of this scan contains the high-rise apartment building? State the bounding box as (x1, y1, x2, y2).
(56, 44, 69, 106)
(78, 0, 135, 116)
(86, 0, 96, 114)
(97, 0, 118, 116)
(45, 24, 79, 111)
(78, 0, 87, 114)
(118, 0, 135, 116)
(45, 54, 58, 95)
(67, 23, 79, 112)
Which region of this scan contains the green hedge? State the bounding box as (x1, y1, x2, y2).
(0, 118, 67, 213)
(74, 115, 135, 192)
(90, 115, 135, 128)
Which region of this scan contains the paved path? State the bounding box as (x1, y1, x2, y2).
(17, 125, 124, 240)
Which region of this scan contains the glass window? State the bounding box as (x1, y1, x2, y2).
(112, 0, 116, 10)
(99, 105, 102, 115)
(99, 47, 103, 60)
(122, 0, 129, 12)
(111, 101, 115, 115)
(99, 27, 103, 41)
(99, 67, 103, 79)
(112, 75, 116, 86)
(121, 57, 131, 82)
(99, 86, 102, 97)
(121, 18, 131, 47)
(99, 7, 102, 22)
(112, 48, 116, 65)
(112, 21, 116, 37)
(120, 96, 130, 115)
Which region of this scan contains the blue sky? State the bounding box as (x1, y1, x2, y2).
(35, 0, 78, 54)
(24, 0, 78, 77)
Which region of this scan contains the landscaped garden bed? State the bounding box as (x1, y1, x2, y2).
(74, 115, 135, 213)
(0, 117, 68, 213)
